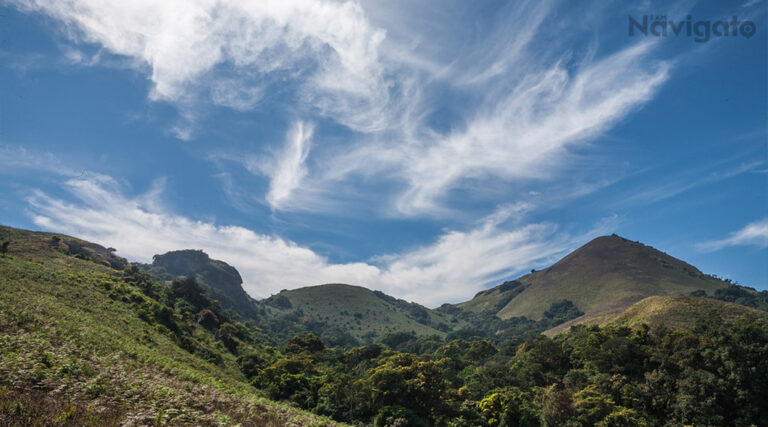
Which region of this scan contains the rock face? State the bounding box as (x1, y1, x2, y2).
(61, 238, 127, 270)
(149, 250, 257, 319)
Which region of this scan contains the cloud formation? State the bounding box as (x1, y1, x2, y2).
(10, 0, 389, 131)
(698, 218, 768, 252)
(338, 43, 669, 215)
(261, 121, 315, 210)
(26, 176, 610, 306)
(10, 0, 673, 218)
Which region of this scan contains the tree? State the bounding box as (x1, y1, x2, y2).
(0, 240, 9, 257)
(374, 406, 427, 427)
(363, 354, 452, 422)
(284, 333, 325, 358)
(572, 385, 616, 426)
(256, 355, 320, 407)
(478, 387, 539, 427)
(540, 383, 575, 427)
(597, 408, 649, 427)
(170, 277, 210, 312)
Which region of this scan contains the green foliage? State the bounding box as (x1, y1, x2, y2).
(0, 225, 338, 426)
(541, 300, 583, 326)
(478, 387, 539, 427)
(373, 405, 427, 427)
(701, 284, 768, 311)
(255, 355, 321, 407)
(170, 276, 210, 312)
(259, 284, 463, 343)
(284, 333, 326, 357)
(0, 240, 9, 257)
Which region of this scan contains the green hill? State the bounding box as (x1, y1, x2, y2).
(610, 295, 768, 330)
(546, 294, 768, 336)
(0, 226, 343, 426)
(457, 234, 727, 321)
(262, 284, 464, 342)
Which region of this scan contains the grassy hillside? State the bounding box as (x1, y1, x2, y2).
(454, 280, 526, 313)
(611, 295, 768, 330)
(0, 226, 343, 426)
(262, 284, 464, 342)
(546, 294, 768, 336)
(458, 235, 727, 321)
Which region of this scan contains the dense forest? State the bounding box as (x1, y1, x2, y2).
(253, 310, 768, 426)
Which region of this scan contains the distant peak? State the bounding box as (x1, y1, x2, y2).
(587, 234, 634, 244)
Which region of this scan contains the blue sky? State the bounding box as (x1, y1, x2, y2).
(0, 0, 766, 306)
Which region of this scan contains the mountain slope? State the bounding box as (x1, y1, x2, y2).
(0, 225, 342, 426)
(262, 284, 464, 342)
(458, 234, 727, 321)
(610, 295, 768, 330)
(546, 294, 768, 336)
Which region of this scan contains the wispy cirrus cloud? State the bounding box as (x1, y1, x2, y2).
(262, 121, 315, 210)
(313, 42, 670, 215)
(698, 218, 768, 252)
(9, 0, 675, 218)
(26, 175, 613, 305)
(9, 0, 391, 132)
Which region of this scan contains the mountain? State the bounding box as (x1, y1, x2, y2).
(0, 225, 341, 426)
(261, 284, 465, 342)
(137, 249, 260, 320)
(456, 234, 728, 321)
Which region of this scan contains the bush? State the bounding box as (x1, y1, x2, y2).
(374, 406, 427, 427)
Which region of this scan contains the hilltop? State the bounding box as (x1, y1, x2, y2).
(457, 234, 727, 321)
(136, 249, 260, 320)
(261, 284, 465, 343)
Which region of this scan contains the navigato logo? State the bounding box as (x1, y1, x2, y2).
(629, 15, 757, 42)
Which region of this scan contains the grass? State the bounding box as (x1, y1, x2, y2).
(0, 226, 344, 426)
(611, 295, 768, 330)
(545, 294, 768, 336)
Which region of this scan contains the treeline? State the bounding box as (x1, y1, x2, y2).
(693, 284, 768, 312)
(251, 320, 767, 426)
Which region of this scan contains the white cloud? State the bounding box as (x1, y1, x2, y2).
(319, 42, 670, 215)
(261, 121, 315, 210)
(0, 145, 77, 176)
(26, 176, 611, 306)
(10, 0, 390, 131)
(12, 0, 674, 217)
(698, 218, 768, 252)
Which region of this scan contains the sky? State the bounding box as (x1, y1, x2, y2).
(0, 0, 766, 306)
